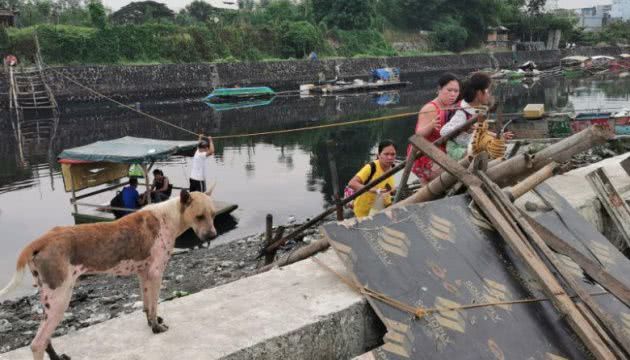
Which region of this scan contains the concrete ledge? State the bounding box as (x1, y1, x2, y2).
(1, 251, 383, 360)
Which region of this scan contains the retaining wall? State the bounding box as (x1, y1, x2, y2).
(1, 46, 625, 102)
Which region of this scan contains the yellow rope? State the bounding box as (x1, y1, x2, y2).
(42, 64, 626, 142)
(46, 66, 200, 137)
(311, 256, 607, 319)
(41, 64, 480, 140)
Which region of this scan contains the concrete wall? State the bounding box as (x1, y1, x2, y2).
(5, 46, 624, 103)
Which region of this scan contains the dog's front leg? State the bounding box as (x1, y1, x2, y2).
(140, 268, 168, 334)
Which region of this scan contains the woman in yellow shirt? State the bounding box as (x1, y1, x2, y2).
(348, 140, 397, 218)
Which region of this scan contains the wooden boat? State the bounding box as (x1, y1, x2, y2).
(301, 67, 410, 94)
(561, 56, 589, 77)
(204, 86, 276, 103)
(57, 137, 238, 240)
(613, 109, 630, 135)
(303, 79, 410, 94)
(570, 112, 613, 133)
(204, 97, 274, 111)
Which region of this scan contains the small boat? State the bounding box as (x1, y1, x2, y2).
(590, 55, 615, 70)
(610, 54, 630, 72)
(613, 109, 630, 135)
(570, 111, 612, 133)
(204, 86, 276, 103)
(561, 56, 590, 77)
(57, 137, 238, 241)
(301, 67, 409, 94)
(204, 97, 275, 111)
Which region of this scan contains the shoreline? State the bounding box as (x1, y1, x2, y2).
(1, 46, 627, 104)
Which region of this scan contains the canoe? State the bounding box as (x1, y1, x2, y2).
(204, 98, 274, 111)
(204, 87, 276, 103)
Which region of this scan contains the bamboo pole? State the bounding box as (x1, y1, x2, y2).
(408, 134, 615, 360)
(262, 114, 481, 255)
(480, 172, 630, 359)
(398, 125, 614, 206)
(507, 162, 562, 200)
(326, 140, 344, 221)
(264, 214, 275, 265)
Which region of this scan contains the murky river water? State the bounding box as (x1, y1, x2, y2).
(1, 72, 629, 298)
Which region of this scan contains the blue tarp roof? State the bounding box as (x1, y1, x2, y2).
(58, 136, 198, 164)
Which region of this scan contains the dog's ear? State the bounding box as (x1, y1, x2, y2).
(205, 182, 216, 197)
(180, 190, 192, 208)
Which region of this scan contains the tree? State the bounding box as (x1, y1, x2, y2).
(183, 1, 219, 23)
(238, 0, 254, 10)
(527, 0, 546, 15)
(110, 1, 175, 25)
(280, 20, 321, 58)
(312, 0, 375, 30)
(88, 0, 107, 29)
(430, 17, 469, 52)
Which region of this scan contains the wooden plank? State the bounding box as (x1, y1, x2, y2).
(522, 213, 630, 308)
(586, 167, 630, 251)
(400, 126, 614, 205)
(408, 134, 616, 360)
(620, 156, 630, 177)
(480, 172, 630, 359)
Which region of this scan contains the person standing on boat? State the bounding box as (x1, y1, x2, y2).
(348, 140, 397, 218)
(189, 135, 215, 192)
(408, 73, 461, 183)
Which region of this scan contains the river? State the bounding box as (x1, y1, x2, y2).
(1, 71, 629, 298)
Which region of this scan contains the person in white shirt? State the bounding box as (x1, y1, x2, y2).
(440, 72, 513, 159)
(189, 135, 214, 192)
(440, 98, 476, 160)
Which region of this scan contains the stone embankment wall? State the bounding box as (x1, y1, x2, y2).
(2, 46, 628, 102)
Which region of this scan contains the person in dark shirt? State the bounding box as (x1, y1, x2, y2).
(150, 169, 171, 203)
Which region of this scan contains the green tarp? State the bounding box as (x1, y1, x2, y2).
(58, 136, 198, 164)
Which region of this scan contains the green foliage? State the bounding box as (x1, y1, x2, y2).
(280, 20, 321, 58)
(312, 0, 375, 30)
(181, 0, 220, 23)
(0, 27, 9, 52)
(88, 0, 107, 29)
(597, 20, 630, 45)
(110, 1, 175, 25)
(333, 29, 395, 57)
(430, 18, 469, 52)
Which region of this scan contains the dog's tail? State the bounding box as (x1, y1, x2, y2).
(0, 243, 34, 298)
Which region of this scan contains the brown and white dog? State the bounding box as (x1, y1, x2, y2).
(0, 189, 217, 360)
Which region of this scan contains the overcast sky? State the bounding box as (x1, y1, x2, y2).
(557, 0, 612, 8)
(101, 0, 614, 12)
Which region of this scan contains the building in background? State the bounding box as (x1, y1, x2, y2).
(208, 0, 238, 10)
(611, 0, 630, 20)
(576, 5, 612, 31)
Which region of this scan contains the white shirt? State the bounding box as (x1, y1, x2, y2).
(190, 149, 209, 181)
(440, 99, 475, 146)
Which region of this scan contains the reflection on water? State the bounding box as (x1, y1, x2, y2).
(1, 73, 630, 298)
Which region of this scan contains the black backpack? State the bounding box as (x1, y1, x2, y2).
(110, 191, 125, 219)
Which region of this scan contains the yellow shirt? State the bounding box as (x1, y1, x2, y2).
(353, 161, 395, 218)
